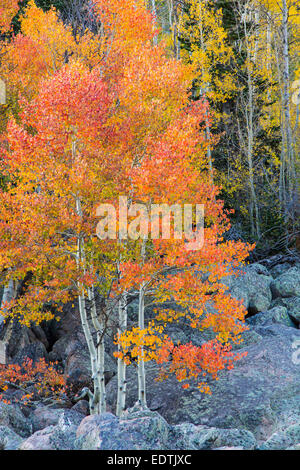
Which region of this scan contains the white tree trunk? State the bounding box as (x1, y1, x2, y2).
(151, 0, 158, 46)
(243, 9, 260, 239)
(78, 290, 101, 414)
(98, 323, 106, 414)
(282, 0, 295, 216)
(116, 292, 128, 417)
(138, 282, 147, 409)
(0, 278, 17, 324)
(76, 193, 105, 415)
(88, 285, 106, 414)
(205, 104, 214, 183)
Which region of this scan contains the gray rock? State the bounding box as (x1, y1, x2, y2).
(231, 328, 263, 350)
(285, 421, 300, 443)
(57, 409, 84, 429)
(223, 264, 273, 314)
(164, 311, 262, 353)
(107, 325, 300, 441)
(71, 400, 90, 416)
(214, 446, 244, 450)
(288, 443, 300, 450)
(75, 409, 170, 450)
(0, 319, 51, 366)
(168, 423, 256, 450)
(13, 342, 48, 365)
(50, 332, 116, 393)
(258, 431, 293, 450)
(167, 422, 215, 450)
(0, 425, 23, 450)
(19, 410, 83, 450)
(212, 428, 257, 449)
(270, 263, 292, 279)
(74, 412, 256, 450)
(259, 421, 300, 450)
(30, 325, 49, 350)
(49, 334, 93, 390)
(271, 266, 300, 298)
(0, 402, 32, 437)
(280, 297, 300, 324)
(247, 306, 295, 328)
(250, 263, 271, 276)
(19, 425, 59, 450)
(30, 406, 67, 432)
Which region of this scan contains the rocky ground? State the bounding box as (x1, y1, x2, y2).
(0, 254, 299, 450)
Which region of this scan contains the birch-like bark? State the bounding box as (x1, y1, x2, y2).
(138, 281, 147, 408)
(243, 8, 261, 239)
(173, 2, 180, 60)
(246, 71, 260, 239)
(98, 320, 106, 414)
(137, 238, 147, 409)
(167, 0, 173, 32)
(0, 278, 17, 324)
(73, 131, 104, 413)
(205, 104, 213, 183)
(151, 0, 158, 46)
(88, 285, 106, 414)
(77, 289, 101, 414)
(116, 291, 128, 417)
(197, 5, 214, 183)
(282, 0, 295, 216)
(273, 36, 287, 210)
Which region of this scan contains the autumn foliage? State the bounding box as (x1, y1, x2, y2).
(0, 0, 254, 410)
(155, 338, 247, 393)
(0, 358, 67, 406)
(0, 0, 19, 32)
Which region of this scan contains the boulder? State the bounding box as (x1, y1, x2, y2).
(75, 409, 170, 450)
(223, 264, 273, 314)
(166, 320, 263, 352)
(271, 266, 300, 298)
(246, 306, 295, 328)
(279, 297, 300, 324)
(270, 262, 293, 279)
(0, 425, 23, 450)
(19, 425, 60, 450)
(106, 324, 300, 441)
(49, 331, 116, 393)
(57, 409, 84, 429)
(73, 409, 257, 450)
(0, 402, 32, 437)
(71, 400, 90, 416)
(168, 423, 256, 450)
(288, 443, 300, 450)
(0, 320, 48, 366)
(30, 405, 67, 433)
(259, 421, 300, 450)
(168, 423, 216, 450)
(19, 409, 83, 450)
(231, 328, 263, 350)
(211, 428, 256, 450)
(13, 342, 48, 366)
(214, 446, 244, 450)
